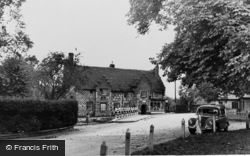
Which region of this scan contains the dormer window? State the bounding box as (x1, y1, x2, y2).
(100, 88, 108, 96)
(141, 91, 147, 98)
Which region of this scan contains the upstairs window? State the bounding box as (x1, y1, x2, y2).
(100, 88, 109, 96)
(114, 103, 120, 109)
(141, 91, 147, 98)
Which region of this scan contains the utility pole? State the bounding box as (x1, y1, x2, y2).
(175, 80, 177, 104)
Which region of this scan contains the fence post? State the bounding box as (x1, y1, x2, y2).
(149, 125, 154, 152)
(246, 111, 249, 129)
(181, 118, 185, 138)
(213, 115, 216, 133)
(100, 141, 108, 156)
(125, 129, 131, 155)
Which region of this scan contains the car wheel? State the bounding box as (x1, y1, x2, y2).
(216, 124, 221, 132)
(224, 123, 229, 132)
(189, 128, 196, 134)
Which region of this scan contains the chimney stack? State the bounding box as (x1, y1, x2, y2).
(68, 53, 74, 65)
(109, 61, 115, 68)
(154, 64, 159, 77)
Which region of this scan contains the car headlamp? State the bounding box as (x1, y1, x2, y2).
(189, 120, 192, 124)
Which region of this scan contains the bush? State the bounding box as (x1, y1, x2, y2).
(0, 98, 78, 134)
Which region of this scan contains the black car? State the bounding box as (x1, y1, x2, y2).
(188, 105, 229, 134)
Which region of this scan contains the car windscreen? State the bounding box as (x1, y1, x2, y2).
(197, 108, 219, 115)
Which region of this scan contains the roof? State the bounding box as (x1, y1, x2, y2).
(75, 66, 165, 93)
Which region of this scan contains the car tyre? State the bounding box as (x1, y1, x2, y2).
(224, 123, 229, 132)
(189, 128, 196, 134)
(216, 124, 221, 132)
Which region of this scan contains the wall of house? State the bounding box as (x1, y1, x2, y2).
(95, 81, 112, 116)
(76, 90, 96, 117)
(111, 92, 136, 109)
(136, 77, 151, 113)
(243, 99, 250, 111)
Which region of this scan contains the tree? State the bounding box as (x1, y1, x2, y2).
(179, 84, 199, 112)
(37, 52, 83, 100)
(196, 82, 220, 103)
(0, 56, 34, 97)
(127, 0, 250, 96)
(179, 82, 220, 110)
(0, 0, 33, 57)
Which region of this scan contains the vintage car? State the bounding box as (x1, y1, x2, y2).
(188, 105, 229, 134)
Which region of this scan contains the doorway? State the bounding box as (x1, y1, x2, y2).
(141, 104, 147, 114)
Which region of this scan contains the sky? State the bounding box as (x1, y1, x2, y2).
(20, 0, 180, 98)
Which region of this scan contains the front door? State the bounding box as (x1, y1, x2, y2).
(141, 104, 147, 114)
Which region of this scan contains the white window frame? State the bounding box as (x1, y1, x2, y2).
(100, 103, 107, 111)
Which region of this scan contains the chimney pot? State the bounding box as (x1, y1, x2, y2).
(109, 61, 115, 68)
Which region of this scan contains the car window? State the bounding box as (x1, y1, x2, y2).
(197, 108, 220, 115)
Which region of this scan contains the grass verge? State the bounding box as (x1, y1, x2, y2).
(132, 129, 250, 155)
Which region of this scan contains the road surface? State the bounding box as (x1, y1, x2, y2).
(25, 113, 246, 156)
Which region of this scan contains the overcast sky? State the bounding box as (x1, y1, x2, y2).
(21, 0, 180, 98)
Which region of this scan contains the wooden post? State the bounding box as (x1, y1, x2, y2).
(246, 111, 249, 129)
(125, 129, 131, 155)
(181, 118, 185, 138)
(213, 115, 216, 133)
(149, 125, 154, 152)
(100, 141, 108, 156)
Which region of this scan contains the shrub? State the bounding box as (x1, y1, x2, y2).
(0, 98, 78, 134)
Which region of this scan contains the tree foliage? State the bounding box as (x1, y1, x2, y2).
(0, 56, 35, 97)
(0, 0, 33, 57)
(127, 0, 250, 96)
(37, 52, 83, 100)
(179, 82, 220, 106)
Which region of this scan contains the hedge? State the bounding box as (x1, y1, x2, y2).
(0, 98, 78, 134)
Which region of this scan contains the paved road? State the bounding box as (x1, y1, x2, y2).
(28, 113, 246, 156)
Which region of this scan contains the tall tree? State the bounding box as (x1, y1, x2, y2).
(0, 56, 34, 97)
(0, 0, 33, 57)
(127, 0, 250, 96)
(37, 52, 83, 100)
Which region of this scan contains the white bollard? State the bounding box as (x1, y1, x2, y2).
(125, 129, 131, 155)
(100, 141, 108, 156)
(181, 118, 185, 138)
(213, 115, 216, 132)
(148, 125, 154, 152)
(196, 115, 202, 134)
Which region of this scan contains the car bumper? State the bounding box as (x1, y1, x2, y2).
(188, 125, 213, 131)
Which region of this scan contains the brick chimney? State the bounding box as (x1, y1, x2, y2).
(154, 64, 159, 77)
(68, 53, 74, 65)
(109, 61, 115, 68)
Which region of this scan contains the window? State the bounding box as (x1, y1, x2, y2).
(100, 89, 108, 95)
(101, 96, 106, 101)
(86, 101, 93, 111)
(114, 103, 120, 109)
(124, 103, 129, 108)
(141, 91, 147, 98)
(130, 102, 136, 107)
(100, 103, 107, 111)
(153, 93, 158, 98)
(232, 101, 238, 109)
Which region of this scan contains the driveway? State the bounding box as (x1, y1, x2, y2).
(23, 113, 246, 156)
